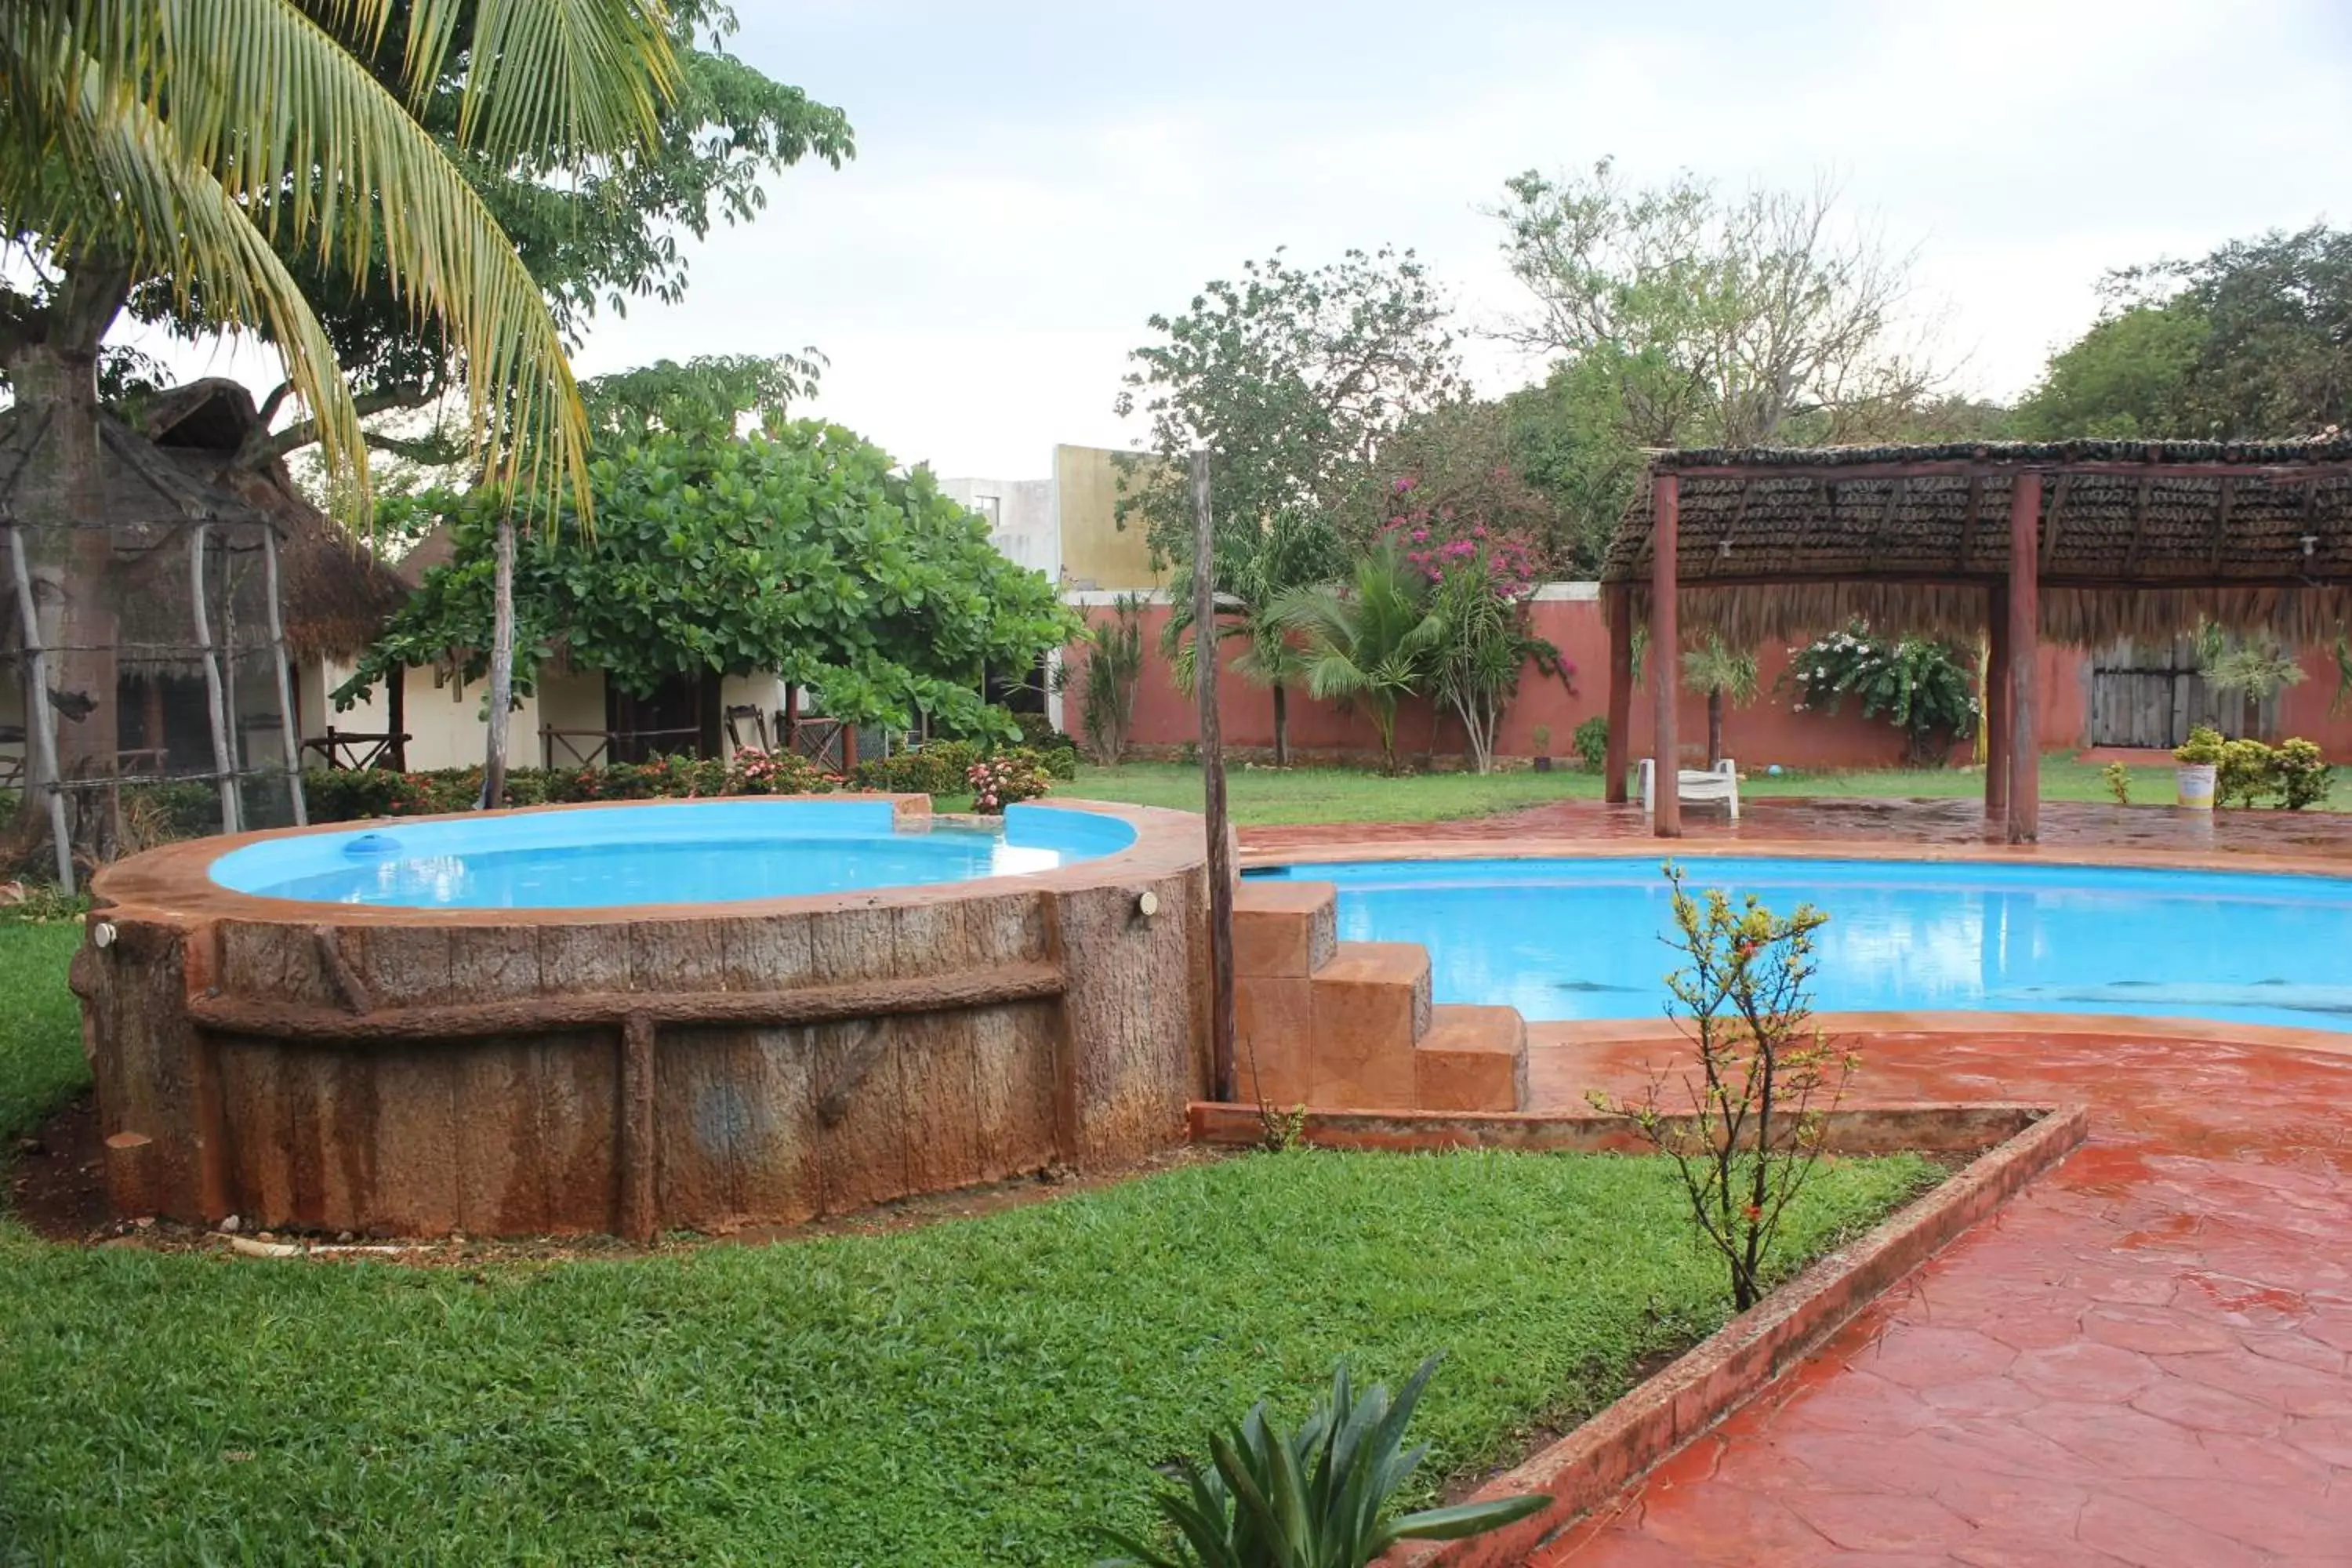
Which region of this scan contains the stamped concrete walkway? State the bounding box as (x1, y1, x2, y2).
(1243, 802, 2352, 1566)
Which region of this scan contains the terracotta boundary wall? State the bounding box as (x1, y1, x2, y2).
(1187, 1102, 2086, 1567)
(76, 796, 1213, 1240)
(1065, 593, 2352, 767)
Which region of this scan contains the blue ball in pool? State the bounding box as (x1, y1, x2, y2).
(1766, 764, 1784, 777)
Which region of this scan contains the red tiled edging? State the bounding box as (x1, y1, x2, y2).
(1189, 1099, 2088, 1567)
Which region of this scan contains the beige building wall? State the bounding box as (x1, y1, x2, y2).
(1052, 445, 1167, 592)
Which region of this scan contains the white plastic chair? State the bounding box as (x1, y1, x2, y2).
(1637, 757, 1740, 820)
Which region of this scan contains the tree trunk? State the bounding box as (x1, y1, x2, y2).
(1271, 683, 1289, 768)
(1707, 689, 1725, 768)
(480, 512, 517, 809)
(2, 260, 134, 866)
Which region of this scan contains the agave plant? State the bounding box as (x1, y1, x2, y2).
(1096, 1356, 1547, 1568)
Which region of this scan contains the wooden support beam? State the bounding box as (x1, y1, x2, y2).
(617, 1014, 656, 1243)
(187, 962, 1069, 1043)
(2007, 475, 2043, 844)
(1651, 474, 1681, 839)
(2209, 477, 2236, 571)
(188, 523, 241, 836)
(2124, 476, 2154, 575)
(2038, 474, 2072, 573)
(1659, 458, 2352, 484)
(1604, 583, 1633, 804)
(1191, 449, 1237, 1102)
(1984, 579, 2010, 820)
(261, 524, 308, 826)
(1958, 474, 1984, 572)
(5, 522, 73, 889)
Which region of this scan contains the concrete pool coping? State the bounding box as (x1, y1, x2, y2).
(91, 793, 1206, 927)
(1240, 833, 2352, 1062)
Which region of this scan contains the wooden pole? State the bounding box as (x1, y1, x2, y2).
(387, 664, 406, 771)
(1984, 579, 2009, 821)
(189, 523, 241, 835)
(1603, 583, 1633, 804)
(2006, 475, 2042, 844)
(5, 522, 74, 889)
(260, 524, 308, 826)
(1650, 474, 1682, 838)
(479, 513, 515, 810)
(1192, 449, 1237, 1102)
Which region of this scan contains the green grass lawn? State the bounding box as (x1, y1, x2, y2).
(1048, 755, 2233, 825)
(0, 922, 1933, 1566)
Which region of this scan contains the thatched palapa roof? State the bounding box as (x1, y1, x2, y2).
(0, 380, 408, 665)
(1600, 438, 2352, 647)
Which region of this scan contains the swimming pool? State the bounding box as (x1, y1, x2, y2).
(209, 799, 1138, 909)
(1246, 855, 2352, 1033)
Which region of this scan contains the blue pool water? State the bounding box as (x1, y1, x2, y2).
(1247, 856, 2352, 1033)
(210, 800, 1135, 909)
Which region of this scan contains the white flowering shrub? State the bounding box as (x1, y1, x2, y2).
(1784, 622, 1980, 764)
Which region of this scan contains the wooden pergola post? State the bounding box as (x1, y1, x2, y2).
(1603, 583, 1632, 804)
(2005, 474, 2042, 844)
(1984, 579, 2009, 821)
(1651, 474, 1681, 838)
(1191, 450, 1236, 1102)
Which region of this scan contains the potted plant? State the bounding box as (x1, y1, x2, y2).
(2173, 725, 2223, 810)
(1530, 724, 1554, 773)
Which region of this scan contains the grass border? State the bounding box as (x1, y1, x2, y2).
(1332, 1103, 2091, 1566)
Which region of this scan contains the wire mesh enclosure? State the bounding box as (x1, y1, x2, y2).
(2, 412, 309, 888)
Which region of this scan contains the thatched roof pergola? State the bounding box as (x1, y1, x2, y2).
(1595, 439, 2352, 843)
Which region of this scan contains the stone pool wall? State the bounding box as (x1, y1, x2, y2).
(74, 797, 1211, 1239)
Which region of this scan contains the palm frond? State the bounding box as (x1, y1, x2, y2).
(0, 44, 366, 485)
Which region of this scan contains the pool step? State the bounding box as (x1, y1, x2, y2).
(1231, 879, 1526, 1113)
(1416, 1005, 1530, 1112)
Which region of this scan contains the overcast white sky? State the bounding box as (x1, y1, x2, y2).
(147, 0, 2352, 481)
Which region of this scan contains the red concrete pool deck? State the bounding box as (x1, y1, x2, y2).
(1240, 794, 2352, 863)
(1234, 802, 2352, 1566)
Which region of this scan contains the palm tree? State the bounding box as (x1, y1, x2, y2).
(1163, 507, 1343, 766)
(0, 0, 675, 824)
(1272, 543, 1444, 775)
(1682, 633, 1760, 767)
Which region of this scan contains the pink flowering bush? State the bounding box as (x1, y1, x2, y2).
(1376, 474, 1543, 599)
(966, 755, 1051, 814)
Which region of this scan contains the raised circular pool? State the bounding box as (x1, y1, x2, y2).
(208, 799, 1138, 909)
(1247, 855, 2352, 1033)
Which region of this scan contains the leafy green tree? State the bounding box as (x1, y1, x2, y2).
(2019, 227, 2352, 440)
(2012, 306, 2209, 439)
(1072, 594, 1147, 767)
(1272, 543, 1444, 775)
(340, 370, 1077, 757)
(1162, 508, 1347, 767)
(1114, 247, 1464, 570)
(1682, 635, 1760, 768)
(1, 0, 685, 844)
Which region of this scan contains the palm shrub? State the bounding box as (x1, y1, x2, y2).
(1682, 634, 1760, 768)
(1096, 1356, 1546, 1568)
(1425, 550, 1555, 775)
(1272, 544, 1444, 775)
(1165, 510, 1347, 767)
(1075, 595, 1149, 766)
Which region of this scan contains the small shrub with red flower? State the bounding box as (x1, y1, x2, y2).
(966, 753, 1051, 815)
(1587, 862, 1857, 1310)
(729, 746, 837, 796)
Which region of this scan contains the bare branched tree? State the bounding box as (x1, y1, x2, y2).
(1494, 160, 1946, 449)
